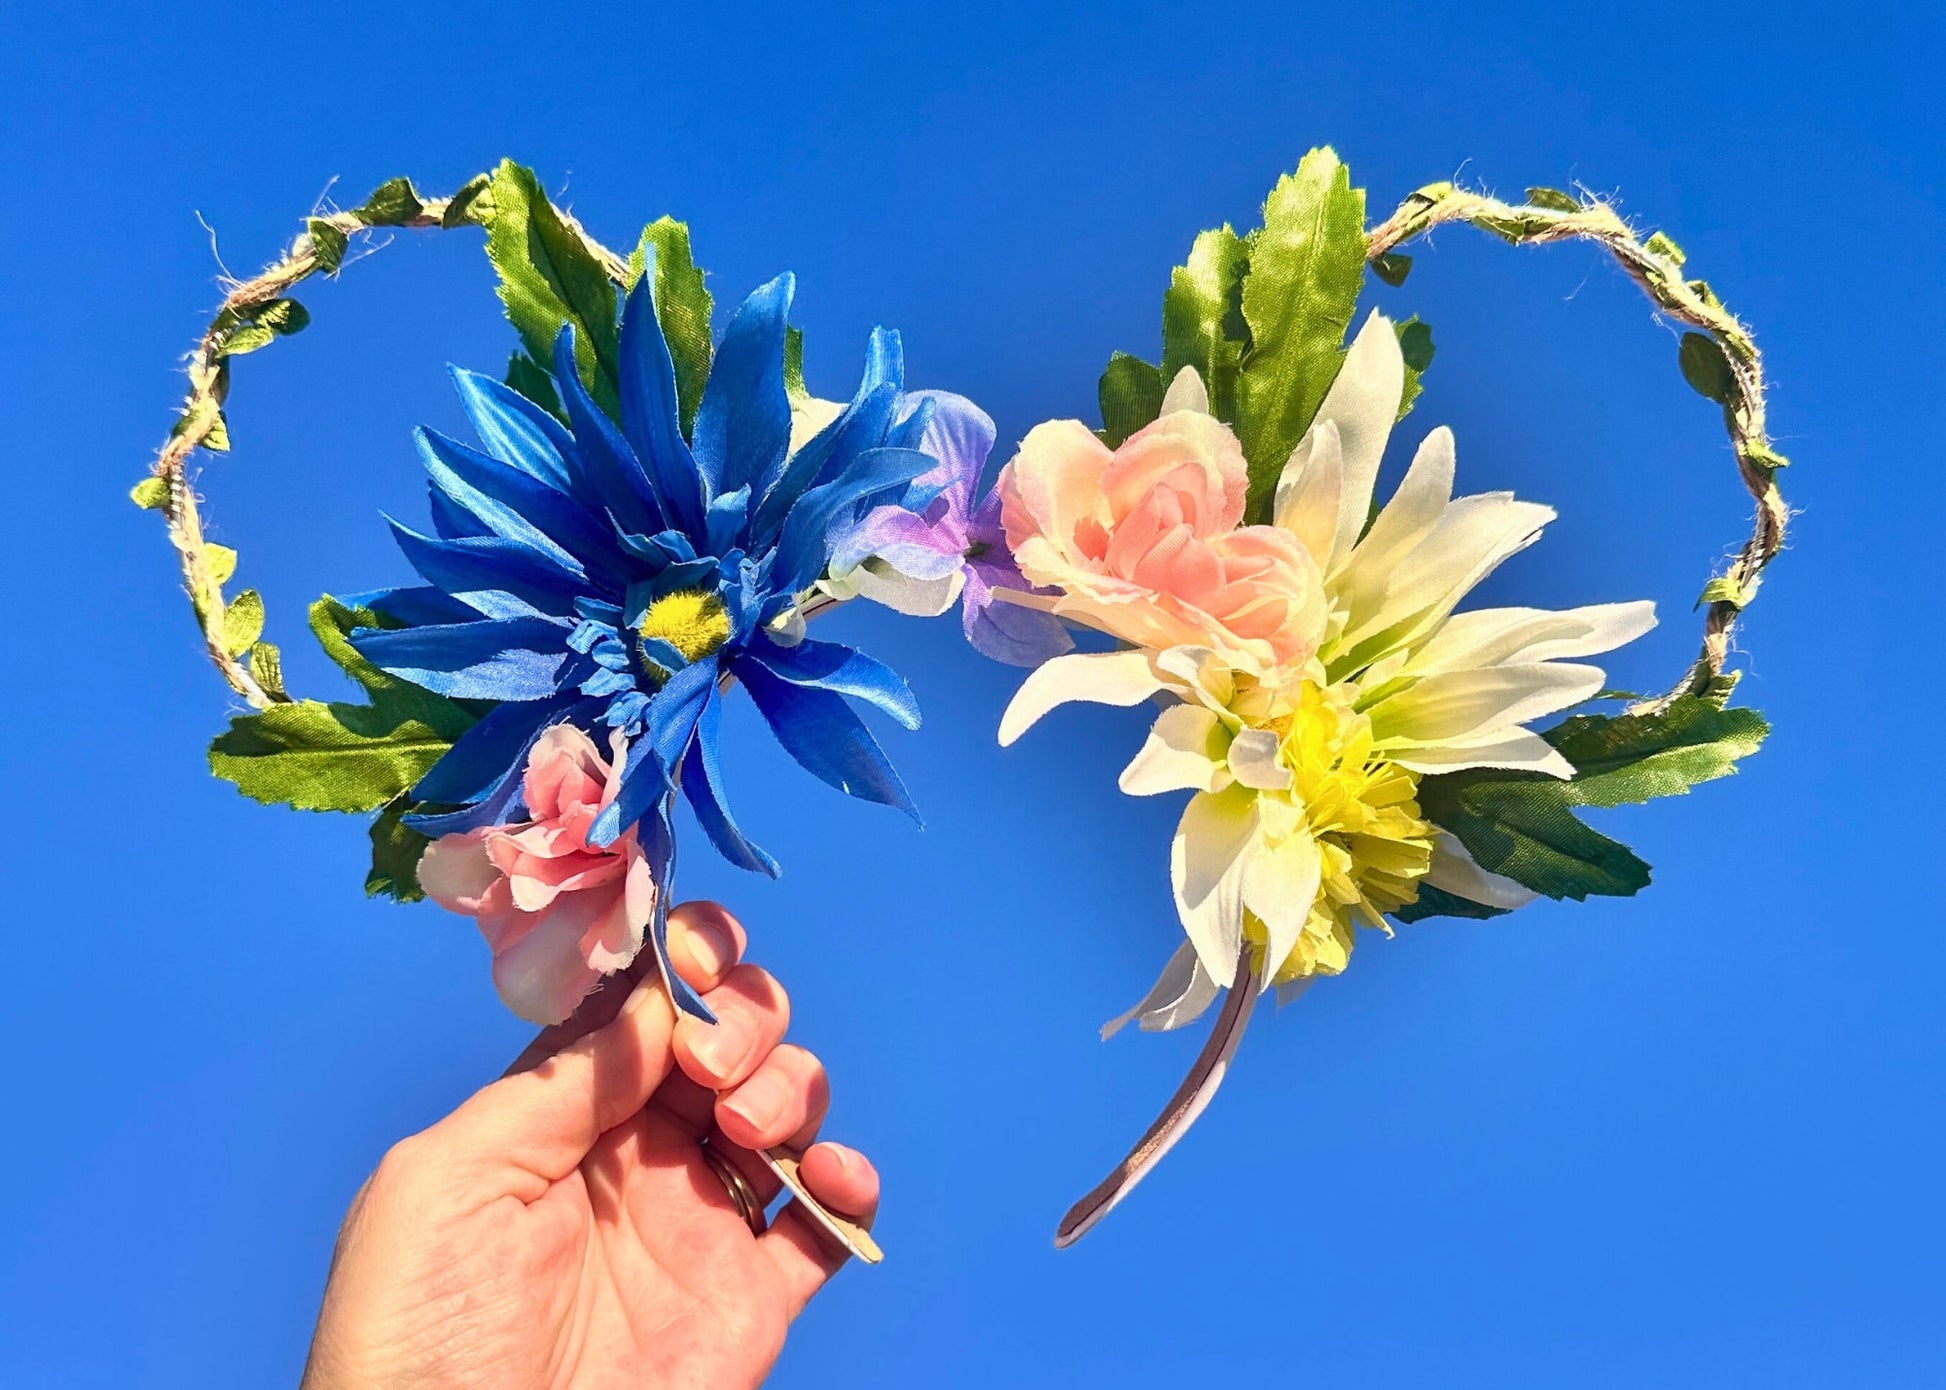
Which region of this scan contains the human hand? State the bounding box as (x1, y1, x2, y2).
(300, 901, 879, 1390)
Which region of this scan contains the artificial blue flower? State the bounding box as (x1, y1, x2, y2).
(350, 262, 940, 1017)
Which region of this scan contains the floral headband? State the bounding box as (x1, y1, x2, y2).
(137, 151, 1782, 1252)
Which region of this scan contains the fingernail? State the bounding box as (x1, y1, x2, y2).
(692, 1013, 754, 1079)
(685, 916, 736, 979)
(722, 1072, 787, 1133)
(825, 1143, 857, 1175)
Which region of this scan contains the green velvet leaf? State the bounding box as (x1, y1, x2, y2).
(1416, 775, 1651, 901)
(130, 476, 169, 510)
(505, 349, 567, 424)
(1160, 224, 1251, 423)
(306, 218, 348, 273)
(1536, 696, 1769, 810)
(1645, 230, 1687, 266)
(1524, 185, 1582, 213)
(441, 172, 492, 229)
(1235, 148, 1368, 517)
(484, 160, 622, 419)
(1679, 331, 1737, 404)
(629, 217, 713, 439)
(366, 802, 431, 902)
(204, 543, 237, 586)
(1393, 884, 1511, 924)
(222, 589, 265, 656)
(1395, 316, 1435, 417)
(1696, 575, 1749, 609)
(248, 640, 287, 700)
(1370, 251, 1413, 287)
(783, 325, 808, 406)
(358, 176, 426, 227)
(208, 596, 478, 813)
(1098, 352, 1165, 447)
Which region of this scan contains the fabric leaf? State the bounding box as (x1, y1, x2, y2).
(1160, 224, 1251, 423)
(209, 597, 479, 813)
(1098, 352, 1164, 447)
(366, 802, 431, 902)
(1235, 147, 1369, 517)
(484, 160, 622, 419)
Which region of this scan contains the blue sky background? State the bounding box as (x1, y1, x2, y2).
(2, 2, 1940, 1384)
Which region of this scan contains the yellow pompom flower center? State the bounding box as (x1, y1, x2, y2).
(1247, 681, 1436, 986)
(637, 589, 733, 667)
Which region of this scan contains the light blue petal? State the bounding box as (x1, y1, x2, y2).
(449, 366, 579, 496)
(769, 446, 936, 598)
(388, 519, 584, 619)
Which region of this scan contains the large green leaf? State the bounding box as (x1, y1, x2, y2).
(629, 217, 714, 439)
(1413, 695, 1768, 903)
(1394, 884, 1510, 925)
(209, 597, 478, 813)
(1160, 224, 1251, 423)
(1234, 148, 1369, 517)
(1098, 352, 1165, 447)
(484, 160, 622, 418)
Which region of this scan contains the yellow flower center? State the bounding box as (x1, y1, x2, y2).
(637, 588, 732, 667)
(1247, 681, 1435, 986)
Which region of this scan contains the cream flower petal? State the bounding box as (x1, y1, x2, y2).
(846, 561, 965, 618)
(1315, 311, 1406, 565)
(1335, 494, 1556, 660)
(1120, 704, 1231, 796)
(1387, 726, 1576, 778)
(1370, 661, 1606, 746)
(1159, 364, 1211, 416)
(1404, 600, 1658, 676)
(1240, 825, 1323, 987)
(1226, 728, 1292, 790)
(787, 395, 846, 456)
(999, 649, 1165, 746)
(1424, 829, 1541, 911)
(1171, 785, 1259, 982)
(1272, 419, 1344, 564)
(1334, 424, 1456, 592)
(1101, 941, 1222, 1038)
(1152, 645, 1237, 711)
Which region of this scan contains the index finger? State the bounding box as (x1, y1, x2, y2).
(504, 901, 748, 1076)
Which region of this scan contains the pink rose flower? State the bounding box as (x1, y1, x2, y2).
(997, 411, 1327, 674)
(419, 724, 656, 1024)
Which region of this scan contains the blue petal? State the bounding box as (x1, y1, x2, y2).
(412, 694, 572, 804)
(681, 688, 781, 876)
(589, 658, 718, 845)
(350, 616, 570, 701)
(418, 429, 610, 581)
(551, 325, 665, 538)
(694, 274, 794, 499)
(388, 520, 584, 619)
(705, 484, 751, 557)
(745, 634, 921, 730)
(750, 376, 899, 547)
(617, 271, 709, 535)
(734, 657, 920, 821)
(449, 366, 580, 498)
(350, 585, 482, 629)
(404, 696, 596, 835)
(768, 446, 936, 598)
(637, 797, 714, 1022)
(427, 484, 481, 541)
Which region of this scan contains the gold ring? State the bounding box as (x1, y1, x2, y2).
(699, 1140, 767, 1237)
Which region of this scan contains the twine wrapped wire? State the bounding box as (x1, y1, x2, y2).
(140, 176, 1787, 714)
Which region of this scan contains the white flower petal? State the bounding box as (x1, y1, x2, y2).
(788, 395, 846, 456)
(1387, 726, 1575, 778)
(1240, 827, 1323, 986)
(1273, 420, 1344, 564)
(1424, 829, 1540, 911)
(1315, 311, 1406, 564)
(848, 561, 965, 618)
(1405, 601, 1658, 677)
(999, 650, 1164, 746)
(1334, 424, 1455, 594)
(1120, 704, 1230, 796)
(1101, 941, 1222, 1038)
(1159, 364, 1211, 416)
(1370, 661, 1606, 746)
(1226, 728, 1291, 790)
(1152, 645, 1236, 711)
(1170, 785, 1258, 983)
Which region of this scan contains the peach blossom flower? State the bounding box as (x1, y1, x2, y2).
(997, 410, 1326, 676)
(419, 724, 656, 1024)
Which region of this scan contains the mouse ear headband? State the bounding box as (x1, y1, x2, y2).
(137, 151, 1780, 1248)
